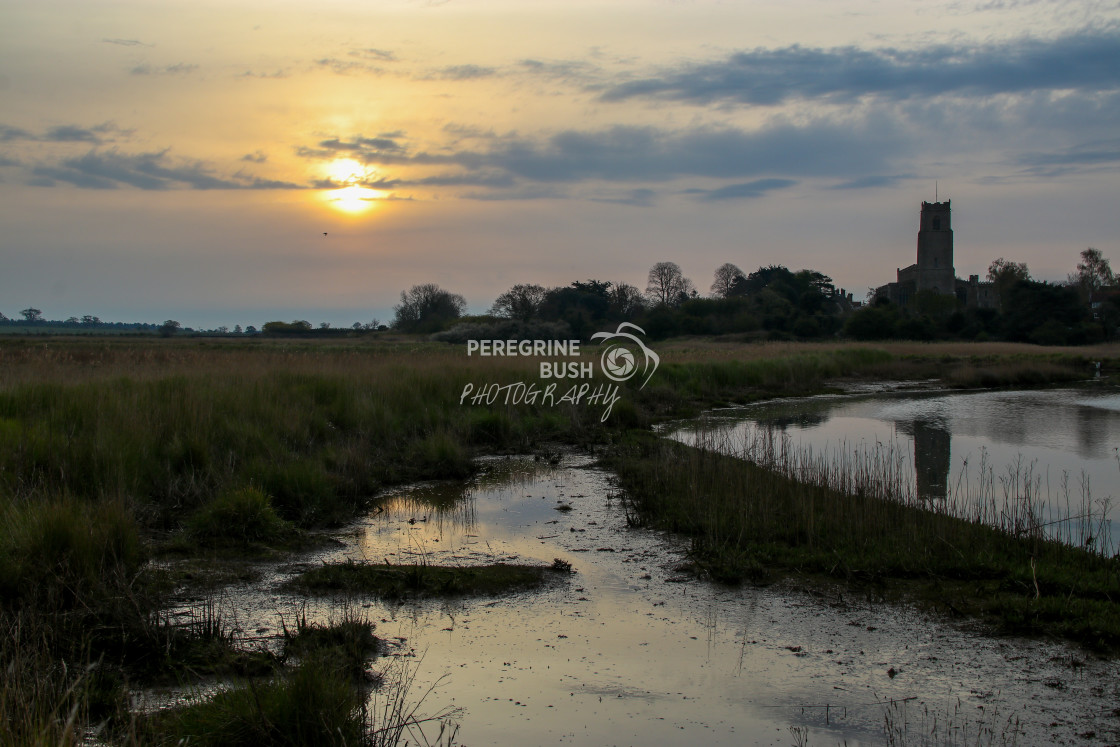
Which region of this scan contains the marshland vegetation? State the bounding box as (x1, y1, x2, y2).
(0, 335, 1117, 744)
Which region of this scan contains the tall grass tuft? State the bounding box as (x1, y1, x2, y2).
(142, 659, 369, 747)
(188, 486, 292, 545)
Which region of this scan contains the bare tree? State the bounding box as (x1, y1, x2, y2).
(710, 263, 745, 298)
(645, 262, 694, 307)
(490, 283, 547, 322)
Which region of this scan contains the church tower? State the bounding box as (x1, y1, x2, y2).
(915, 200, 954, 294)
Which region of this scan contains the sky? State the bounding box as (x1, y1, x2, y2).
(2, 0, 1119, 329)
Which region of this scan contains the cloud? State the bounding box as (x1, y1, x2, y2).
(44, 125, 102, 143)
(237, 69, 289, 79)
(598, 30, 1120, 107)
(412, 172, 515, 188)
(241, 151, 268, 163)
(130, 63, 198, 76)
(102, 38, 148, 47)
(298, 116, 907, 201)
(314, 58, 386, 75)
(310, 175, 402, 190)
(828, 174, 915, 190)
(590, 188, 657, 207)
(314, 136, 405, 155)
(350, 48, 396, 62)
(1015, 137, 1120, 176)
(0, 124, 32, 141)
(462, 186, 570, 201)
(429, 64, 497, 81)
(447, 121, 901, 183)
(687, 178, 797, 201)
(0, 122, 131, 145)
(518, 58, 602, 85)
(442, 123, 497, 140)
(29, 149, 303, 190)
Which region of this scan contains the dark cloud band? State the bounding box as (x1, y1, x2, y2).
(599, 30, 1120, 106)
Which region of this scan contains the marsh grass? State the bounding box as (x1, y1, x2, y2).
(0, 336, 1115, 740)
(609, 433, 1120, 650)
(634, 342, 1101, 417)
(0, 340, 598, 534)
(188, 486, 294, 546)
(881, 694, 1024, 746)
(282, 606, 380, 681)
(679, 425, 1114, 553)
(143, 598, 279, 680)
(289, 560, 557, 599)
(0, 610, 111, 747)
(140, 658, 370, 747)
(141, 628, 457, 747)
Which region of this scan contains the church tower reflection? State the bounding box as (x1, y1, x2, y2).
(898, 419, 952, 501)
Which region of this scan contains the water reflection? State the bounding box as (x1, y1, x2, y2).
(898, 418, 952, 502)
(670, 384, 1120, 552)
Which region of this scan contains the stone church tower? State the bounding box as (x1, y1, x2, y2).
(874, 198, 997, 309)
(915, 200, 954, 294)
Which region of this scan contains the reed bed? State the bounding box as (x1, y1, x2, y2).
(609, 432, 1120, 650)
(673, 425, 1115, 557)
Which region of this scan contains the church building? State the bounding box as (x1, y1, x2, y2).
(875, 200, 998, 309)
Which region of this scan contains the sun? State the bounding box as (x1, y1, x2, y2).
(322, 158, 384, 214)
(327, 158, 364, 184)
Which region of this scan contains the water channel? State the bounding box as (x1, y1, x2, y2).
(155, 384, 1120, 745)
(668, 382, 1120, 554)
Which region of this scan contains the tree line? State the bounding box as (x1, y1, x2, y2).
(392, 248, 1118, 345)
(5, 248, 1114, 344)
(847, 248, 1117, 345)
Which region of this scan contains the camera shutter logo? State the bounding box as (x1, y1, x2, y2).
(590, 323, 660, 389)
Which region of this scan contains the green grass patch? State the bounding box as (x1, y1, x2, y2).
(140, 660, 368, 747)
(282, 608, 380, 681)
(288, 560, 561, 599)
(188, 487, 293, 546)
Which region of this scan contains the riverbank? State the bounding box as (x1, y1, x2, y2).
(607, 432, 1120, 653)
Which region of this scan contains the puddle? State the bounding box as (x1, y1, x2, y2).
(158, 452, 1120, 745)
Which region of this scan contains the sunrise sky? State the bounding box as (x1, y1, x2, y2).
(2, 0, 1118, 328)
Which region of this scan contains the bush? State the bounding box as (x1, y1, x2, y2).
(188, 487, 290, 545)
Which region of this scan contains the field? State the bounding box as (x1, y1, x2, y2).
(0, 335, 1117, 744)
